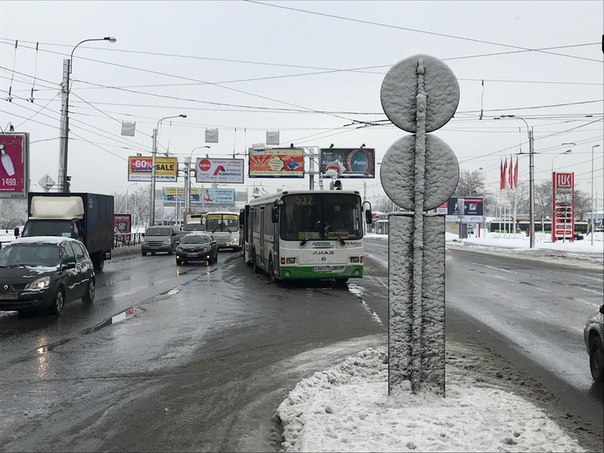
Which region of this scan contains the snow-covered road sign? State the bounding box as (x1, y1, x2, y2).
(380, 55, 460, 396)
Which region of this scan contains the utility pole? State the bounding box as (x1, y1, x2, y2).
(58, 59, 70, 192)
(528, 127, 535, 248)
(184, 157, 191, 215)
(149, 128, 158, 226)
(58, 37, 116, 193)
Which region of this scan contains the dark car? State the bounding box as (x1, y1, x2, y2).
(584, 304, 604, 383)
(0, 236, 95, 316)
(175, 233, 218, 266)
(142, 225, 179, 256)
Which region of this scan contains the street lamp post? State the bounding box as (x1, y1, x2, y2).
(186, 146, 211, 215)
(551, 149, 572, 174)
(150, 114, 187, 226)
(496, 115, 535, 248)
(592, 144, 601, 245)
(58, 36, 116, 193)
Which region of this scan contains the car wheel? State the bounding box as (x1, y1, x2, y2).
(82, 278, 95, 304)
(151, 252, 156, 256)
(589, 335, 603, 383)
(48, 288, 65, 316)
(95, 256, 105, 272)
(142, 251, 147, 257)
(214, 251, 218, 263)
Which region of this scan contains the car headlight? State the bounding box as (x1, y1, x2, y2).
(163, 239, 171, 245)
(26, 276, 51, 291)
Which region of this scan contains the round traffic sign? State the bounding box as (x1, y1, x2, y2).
(380, 54, 460, 133)
(380, 134, 459, 211)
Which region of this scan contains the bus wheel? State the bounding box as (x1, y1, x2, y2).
(268, 257, 276, 282)
(252, 250, 261, 274)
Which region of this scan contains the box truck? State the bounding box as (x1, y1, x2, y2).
(21, 192, 114, 271)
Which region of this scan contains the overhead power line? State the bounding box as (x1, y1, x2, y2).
(245, 1, 602, 63)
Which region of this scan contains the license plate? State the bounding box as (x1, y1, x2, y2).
(187, 253, 199, 257)
(0, 292, 18, 300)
(313, 266, 332, 272)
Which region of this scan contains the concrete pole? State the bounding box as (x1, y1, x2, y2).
(529, 128, 535, 248)
(184, 157, 191, 215)
(58, 59, 70, 193)
(150, 128, 158, 226)
(592, 145, 600, 245)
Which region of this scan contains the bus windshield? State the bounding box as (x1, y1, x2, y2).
(206, 214, 239, 233)
(281, 193, 362, 241)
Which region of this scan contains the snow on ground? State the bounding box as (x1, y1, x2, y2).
(278, 348, 584, 453)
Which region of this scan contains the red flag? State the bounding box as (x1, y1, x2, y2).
(513, 156, 519, 188)
(501, 158, 507, 190)
(508, 156, 514, 189)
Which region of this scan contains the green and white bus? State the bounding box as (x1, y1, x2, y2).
(242, 190, 371, 282)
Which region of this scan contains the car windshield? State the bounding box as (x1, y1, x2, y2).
(0, 243, 60, 267)
(146, 227, 172, 236)
(184, 224, 205, 231)
(22, 220, 75, 238)
(180, 235, 210, 244)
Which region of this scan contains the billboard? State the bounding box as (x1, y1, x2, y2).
(114, 214, 132, 235)
(162, 187, 234, 205)
(248, 147, 304, 178)
(128, 156, 178, 182)
(445, 197, 484, 223)
(0, 133, 29, 198)
(319, 147, 375, 178)
(196, 158, 244, 184)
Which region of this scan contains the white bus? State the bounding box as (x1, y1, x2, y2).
(205, 211, 240, 250)
(242, 190, 371, 282)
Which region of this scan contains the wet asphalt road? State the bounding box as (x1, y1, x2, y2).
(1, 242, 602, 451)
(0, 250, 387, 451)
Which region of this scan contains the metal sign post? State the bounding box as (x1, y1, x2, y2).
(380, 55, 460, 396)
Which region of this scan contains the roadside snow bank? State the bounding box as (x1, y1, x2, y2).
(277, 348, 583, 452)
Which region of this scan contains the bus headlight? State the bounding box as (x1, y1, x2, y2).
(286, 257, 296, 264)
(350, 256, 361, 263)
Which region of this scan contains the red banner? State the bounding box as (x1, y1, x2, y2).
(0, 133, 28, 198)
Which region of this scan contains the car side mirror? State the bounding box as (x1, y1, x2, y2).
(62, 261, 76, 270)
(365, 210, 373, 225)
(14, 227, 19, 238)
(272, 206, 279, 223)
(599, 305, 604, 315)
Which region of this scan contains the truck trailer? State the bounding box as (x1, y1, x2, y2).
(21, 192, 114, 271)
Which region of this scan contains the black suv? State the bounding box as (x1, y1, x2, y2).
(0, 236, 95, 316)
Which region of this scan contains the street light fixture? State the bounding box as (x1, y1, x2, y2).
(150, 114, 187, 226)
(592, 144, 601, 245)
(495, 115, 536, 248)
(58, 36, 117, 192)
(551, 149, 572, 174)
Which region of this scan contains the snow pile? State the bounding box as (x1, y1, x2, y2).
(277, 348, 584, 453)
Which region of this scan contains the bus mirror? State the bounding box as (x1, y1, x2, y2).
(271, 206, 279, 223)
(365, 210, 373, 225)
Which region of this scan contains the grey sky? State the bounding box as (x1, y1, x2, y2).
(1, 1, 602, 206)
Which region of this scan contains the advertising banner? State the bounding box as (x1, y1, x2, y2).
(198, 188, 235, 205)
(0, 133, 29, 198)
(446, 197, 484, 216)
(248, 147, 304, 178)
(162, 187, 234, 205)
(114, 214, 132, 235)
(128, 156, 178, 182)
(196, 158, 244, 184)
(162, 187, 202, 202)
(319, 147, 376, 178)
